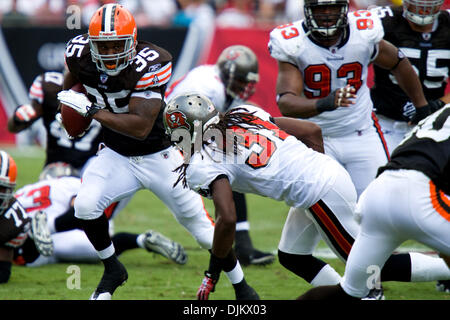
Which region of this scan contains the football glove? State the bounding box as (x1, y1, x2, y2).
(57, 90, 102, 117)
(13, 104, 37, 124)
(197, 271, 219, 300)
(409, 104, 431, 124)
(428, 99, 445, 113)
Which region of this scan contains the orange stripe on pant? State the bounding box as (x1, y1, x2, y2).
(371, 111, 391, 161)
(429, 181, 450, 222)
(310, 202, 353, 257)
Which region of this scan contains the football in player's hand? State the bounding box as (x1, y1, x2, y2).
(60, 83, 92, 137)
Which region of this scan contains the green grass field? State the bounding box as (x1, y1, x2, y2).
(0, 146, 449, 301)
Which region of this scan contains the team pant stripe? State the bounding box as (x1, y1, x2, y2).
(371, 111, 390, 161)
(429, 181, 450, 222)
(308, 200, 354, 260)
(103, 201, 119, 219)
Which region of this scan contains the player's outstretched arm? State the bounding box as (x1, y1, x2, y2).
(273, 117, 324, 153)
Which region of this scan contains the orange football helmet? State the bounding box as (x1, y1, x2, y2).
(88, 4, 137, 75)
(0, 150, 17, 214)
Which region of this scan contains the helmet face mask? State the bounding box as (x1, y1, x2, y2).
(304, 0, 349, 43)
(403, 0, 443, 26)
(88, 4, 137, 76)
(0, 150, 17, 215)
(163, 93, 220, 155)
(216, 45, 259, 101)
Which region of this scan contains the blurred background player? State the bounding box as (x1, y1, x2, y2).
(371, 1, 450, 153)
(13, 162, 188, 267)
(298, 104, 450, 300)
(166, 44, 275, 266)
(58, 3, 256, 300)
(7, 70, 103, 174)
(269, 0, 433, 198)
(0, 150, 52, 283)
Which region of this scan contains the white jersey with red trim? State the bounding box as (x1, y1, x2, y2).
(14, 177, 80, 221)
(186, 105, 344, 208)
(166, 65, 243, 113)
(268, 11, 384, 137)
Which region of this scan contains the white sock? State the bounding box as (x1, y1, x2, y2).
(136, 234, 146, 248)
(225, 261, 245, 284)
(97, 243, 115, 260)
(310, 264, 342, 287)
(236, 221, 250, 232)
(410, 252, 450, 282)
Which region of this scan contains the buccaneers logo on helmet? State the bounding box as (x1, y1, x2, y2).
(165, 111, 191, 132)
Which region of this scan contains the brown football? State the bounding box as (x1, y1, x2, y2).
(60, 83, 92, 137)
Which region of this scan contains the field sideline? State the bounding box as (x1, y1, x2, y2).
(1, 146, 449, 301)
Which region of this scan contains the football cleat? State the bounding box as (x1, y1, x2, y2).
(90, 260, 128, 300)
(235, 283, 260, 300)
(30, 211, 54, 257)
(143, 230, 188, 265)
(235, 248, 275, 266)
(362, 286, 386, 300)
(436, 280, 450, 293)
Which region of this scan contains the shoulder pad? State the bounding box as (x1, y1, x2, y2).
(268, 21, 304, 64)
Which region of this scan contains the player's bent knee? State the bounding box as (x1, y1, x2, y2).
(73, 194, 103, 220)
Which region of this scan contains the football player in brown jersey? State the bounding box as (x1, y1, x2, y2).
(58, 4, 258, 300)
(0, 150, 52, 283)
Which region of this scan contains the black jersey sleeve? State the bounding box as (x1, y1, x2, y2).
(130, 41, 173, 93)
(0, 200, 31, 249)
(64, 34, 92, 81)
(378, 105, 450, 193)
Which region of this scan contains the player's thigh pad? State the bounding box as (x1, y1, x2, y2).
(278, 207, 322, 255)
(74, 147, 141, 220)
(306, 167, 359, 262)
(132, 147, 215, 248)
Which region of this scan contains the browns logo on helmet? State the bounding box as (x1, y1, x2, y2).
(88, 3, 137, 76)
(0, 150, 17, 215)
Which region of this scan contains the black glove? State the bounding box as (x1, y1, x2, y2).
(428, 99, 445, 113)
(410, 104, 431, 124)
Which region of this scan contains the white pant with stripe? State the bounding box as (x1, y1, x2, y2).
(342, 169, 450, 297)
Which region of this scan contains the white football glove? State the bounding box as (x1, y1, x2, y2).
(55, 113, 86, 139)
(57, 89, 100, 117)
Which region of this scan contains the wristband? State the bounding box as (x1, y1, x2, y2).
(86, 104, 102, 117)
(316, 92, 337, 113)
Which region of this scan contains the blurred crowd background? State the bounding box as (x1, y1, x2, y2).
(2, 0, 449, 29)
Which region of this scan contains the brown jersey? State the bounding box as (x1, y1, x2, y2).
(65, 34, 172, 156)
(29, 72, 103, 169)
(0, 199, 31, 249)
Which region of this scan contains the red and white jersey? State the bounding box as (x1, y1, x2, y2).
(14, 177, 80, 221)
(187, 105, 344, 208)
(166, 65, 243, 113)
(269, 11, 384, 137)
